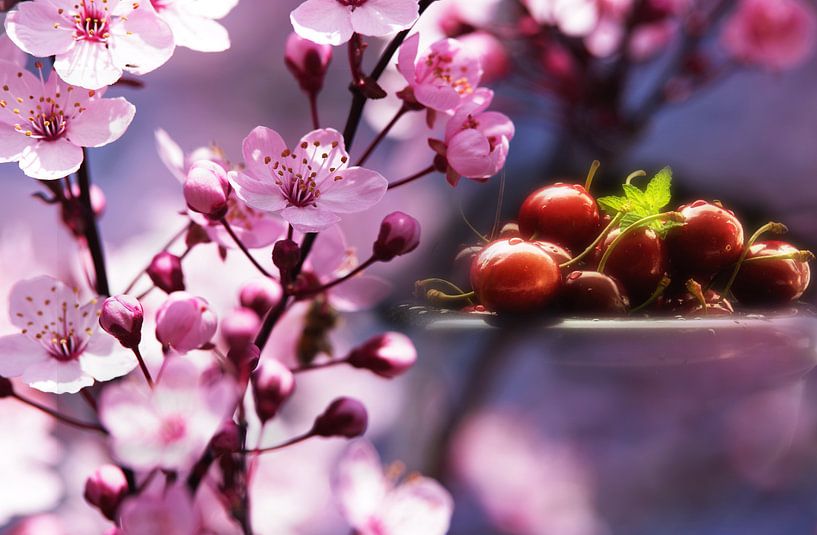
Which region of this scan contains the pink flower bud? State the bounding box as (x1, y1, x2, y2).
(239, 278, 283, 318)
(221, 307, 261, 351)
(147, 251, 185, 294)
(99, 295, 143, 349)
(155, 292, 217, 353)
(252, 359, 296, 423)
(211, 420, 240, 455)
(312, 397, 368, 438)
(347, 332, 417, 378)
(273, 239, 301, 274)
(373, 211, 421, 261)
(84, 464, 128, 521)
(0, 376, 14, 398)
(183, 160, 231, 220)
(284, 32, 333, 94)
(227, 343, 261, 381)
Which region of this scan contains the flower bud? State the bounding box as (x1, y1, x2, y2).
(372, 211, 421, 261)
(312, 397, 368, 438)
(84, 464, 128, 521)
(252, 359, 296, 423)
(227, 343, 261, 381)
(99, 295, 143, 349)
(155, 292, 217, 353)
(239, 278, 283, 318)
(347, 332, 417, 378)
(183, 160, 231, 220)
(284, 32, 333, 94)
(273, 239, 301, 274)
(0, 376, 14, 398)
(147, 251, 185, 294)
(221, 307, 260, 351)
(211, 420, 240, 455)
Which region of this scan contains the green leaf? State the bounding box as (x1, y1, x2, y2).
(597, 196, 629, 215)
(644, 166, 672, 211)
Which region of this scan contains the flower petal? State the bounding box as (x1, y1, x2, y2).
(242, 126, 288, 180)
(160, 9, 230, 52)
(351, 0, 419, 37)
(396, 32, 419, 83)
(0, 123, 35, 163)
(380, 477, 454, 535)
(0, 334, 49, 377)
(296, 128, 349, 184)
(280, 205, 341, 233)
(67, 97, 135, 148)
(317, 166, 388, 214)
(330, 275, 392, 312)
(186, 0, 239, 19)
(290, 0, 355, 46)
(154, 128, 187, 182)
(79, 346, 137, 382)
(414, 84, 462, 112)
(18, 138, 83, 180)
(446, 129, 494, 179)
(476, 111, 515, 141)
(108, 7, 175, 75)
(229, 171, 288, 213)
(22, 359, 93, 394)
(53, 40, 122, 90)
(332, 441, 389, 529)
(4, 0, 75, 57)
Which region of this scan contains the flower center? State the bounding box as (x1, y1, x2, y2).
(72, 1, 111, 42)
(337, 0, 368, 7)
(27, 107, 67, 142)
(47, 334, 85, 362)
(421, 51, 474, 95)
(266, 141, 349, 209)
(159, 416, 187, 445)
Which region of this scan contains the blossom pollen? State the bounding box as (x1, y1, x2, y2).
(72, 2, 112, 43)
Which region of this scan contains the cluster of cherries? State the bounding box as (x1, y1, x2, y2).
(428, 164, 813, 317)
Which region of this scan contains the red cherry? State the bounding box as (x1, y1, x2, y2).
(667, 200, 744, 277)
(559, 271, 630, 315)
(534, 240, 572, 266)
(470, 238, 562, 314)
(595, 227, 667, 302)
(731, 241, 811, 306)
(518, 183, 601, 252)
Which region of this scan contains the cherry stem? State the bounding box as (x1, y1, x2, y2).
(597, 212, 684, 274)
(426, 289, 475, 303)
(296, 257, 376, 298)
(356, 105, 409, 167)
(743, 251, 815, 263)
(240, 431, 314, 454)
(416, 278, 471, 301)
(77, 149, 110, 296)
(123, 223, 190, 294)
(12, 392, 107, 434)
(721, 221, 788, 297)
(686, 279, 708, 316)
(388, 164, 436, 189)
(560, 212, 624, 269)
(290, 358, 349, 374)
(458, 200, 489, 243)
(625, 169, 647, 185)
(630, 275, 671, 314)
(221, 218, 272, 278)
(584, 160, 601, 192)
(132, 346, 154, 388)
(308, 92, 320, 130)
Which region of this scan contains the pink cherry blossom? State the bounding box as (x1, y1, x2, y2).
(434, 88, 515, 186)
(721, 0, 817, 70)
(0, 62, 135, 180)
(118, 484, 198, 535)
(397, 33, 483, 112)
(4, 0, 175, 90)
(155, 291, 218, 353)
(0, 276, 137, 394)
(150, 0, 238, 52)
(229, 127, 388, 232)
(99, 357, 238, 471)
(332, 440, 453, 535)
(0, 33, 25, 66)
(524, 0, 600, 37)
(155, 128, 286, 248)
(291, 0, 420, 46)
(458, 32, 510, 84)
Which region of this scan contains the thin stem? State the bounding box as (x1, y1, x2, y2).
(686, 279, 708, 316)
(743, 251, 815, 264)
(560, 213, 624, 269)
(221, 218, 272, 278)
(290, 358, 349, 374)
(241, 432, 314, 454)
(297, 257, 376, 298)
(416, 278, 470, 297)
(132, 346, 154, 388)
(123, 223, 190, 294)
(630, 275, 671, 314)
(584, 160, 601, 192)
(356, 105, 408, 166)
(388, 164, 436, 190)
(426, 290, 475, 302)
(457, 200, 488, 243)
(721, 222, 788, 297)
(77, 150, 110, 296)
(308, 92, 320, 130)
(598, 212, 684, 274)
(490, 172, 506, 240)
(625, 170, 647, 185)
(13, 393, 106, 434)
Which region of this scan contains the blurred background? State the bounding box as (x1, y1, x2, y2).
(2, 0, 817, 533)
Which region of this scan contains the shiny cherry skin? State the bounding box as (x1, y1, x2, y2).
(595, 227, 667, 303)
(667, 200, 744, 277)
(662, 288, 734, 316)
(535, 240, 572, 266)
(559, 271, 630, 315)
(518, 183, 601, 252)
(731, 241, 811, 306)
(470, 238, 562, 314)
